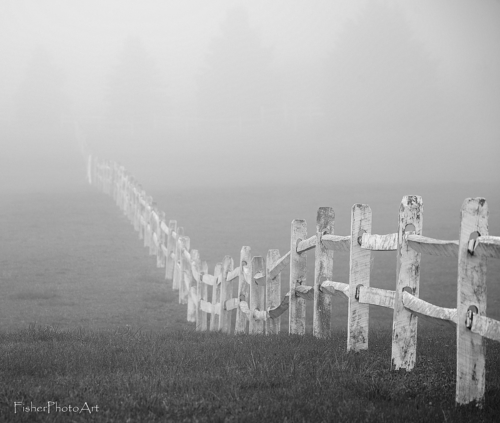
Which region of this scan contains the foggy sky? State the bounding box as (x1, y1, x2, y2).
(1, 0, 499, 188)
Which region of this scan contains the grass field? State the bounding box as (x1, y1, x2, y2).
(1, 184, 500, 421)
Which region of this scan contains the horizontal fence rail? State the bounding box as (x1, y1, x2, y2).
(89, 155, 499, 408)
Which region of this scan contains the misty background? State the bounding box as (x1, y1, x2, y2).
(0, 0, 499, 190)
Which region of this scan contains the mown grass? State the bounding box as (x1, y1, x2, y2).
(1, 325, 499, 422)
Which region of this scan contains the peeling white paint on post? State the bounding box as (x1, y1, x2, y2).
(313, 207, 335, 338)
(219, 255, 234, 334)
(210, 262, 222, 331)
(456, 198, 488, 406)
(235, 246, 251, 334)
(172, 227, 184, 290)
(250, 256, 265, 334)
(391, 195, 423, 371)
(290, 220, 307, 335)
(178, 236, 190, 305)
(266, 249, 281, 335)
(348, 204, 372, 351)
(165, 220, 177, 280)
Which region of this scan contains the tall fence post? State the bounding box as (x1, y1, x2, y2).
(235, 246, 251, 334)
(456, 197, 488, 406)
(348, 204, 372, 351)
(313, 207, 335, 338)
(210, 262, 222, 331)
(165, 220, 177, 280)
(157, 211, 166, 268)
(290, 220, 307, 335)
(197, 260, 209, 331)
(391, 195, 423, 370)
(173, 227, 184, 291)
(250, 256, 265, 334)
(266, 249, 281, 335)
(219, 255, 234, 334)
(178, 236, 190, 305)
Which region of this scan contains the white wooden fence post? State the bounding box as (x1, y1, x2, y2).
(178, 236, 190, 305)
(235, 246, 251, 334)
(173, 227, 184, 291)
(266, 249, 281, 335)
(391, 195, 423, 370)
(456, 197, 488, 406)
(290, 219, 307, 335)
(348, 204, 372, 351)
(250, 256, 265, 334)
(210, 262, 222, 331)
(157, 211, 166, 268)
(165, 220, 177, 280)
(197, 260, 209, 331)
(219, 255, 234, 334)
(313, 207, 335, 338)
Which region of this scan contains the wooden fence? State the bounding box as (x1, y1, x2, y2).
(89, 155, 500, 407)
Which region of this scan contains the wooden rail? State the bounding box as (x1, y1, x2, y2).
(90, 155, 499, 408)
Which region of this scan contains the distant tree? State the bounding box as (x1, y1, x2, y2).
(197, 7, 278, 120)
(323, 2, 442, 132)
(14, 46, 69, 134)
(106, 38, 168, 131)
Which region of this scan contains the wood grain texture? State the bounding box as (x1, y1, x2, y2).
(313, 207, 335, 338)
(348, 204, 372, 351)
(361, 232, 398, 251)
(320, 281, 349, 298)
(470, 313, 500, 342)
(473, 235, 500, 259)
(250, 256, 265, 334)
(290, 220, 308, 335)
(456, 197, 488, 406)
(210, 262, 222, 331)
(406, 234, 458, 257)
(321, 235, 351, 252)
(219, 256, 234, 334)
(358, 286, 395, 309)
(391, 195, 423, 371)
(266, 249, 281, 335)
(165, 220, 177, 280)
(268, 251, 291, 280)
(401, 291, 457, 325)
(297, 235, 316, 254)
(235, 247, 251, 334)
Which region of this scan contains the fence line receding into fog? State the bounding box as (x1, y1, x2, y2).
(89, 155, 500, 408)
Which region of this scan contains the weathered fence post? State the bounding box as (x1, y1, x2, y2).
(250, 256, 265, 334)
(173, 227, 184, 290)
(348, 204, 372, 351)
(197, 260, 209, 331)
(456, 197, 488, 406)
(178, 236, 190, 305)
(290, 220, 307, 335)
(210, 263, 222, 331)
(313, 207, 335, 338)
(219, 255, 234, 334)
(157, 211, 166, 268)
(266, 249, 281, 335)
(235, 246, 251, 334)
(391, 195, 423, 370)
(165, 220, 177, 280)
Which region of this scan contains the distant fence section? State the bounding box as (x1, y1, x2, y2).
(89, 155, 500, 408)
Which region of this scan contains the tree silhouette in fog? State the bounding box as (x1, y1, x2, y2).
(15, 46, 69, 134)
(106, 38, 168, 131)
(323, 2, 441, 132)
(197, 7, 277, 120)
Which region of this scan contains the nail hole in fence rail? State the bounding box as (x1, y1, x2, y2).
(404, 223, 416, 234)
(468, 231, 481, 255)
(357, 230, 366, 246)
(355, 284, 363, 300)
(466, 305, 478, 329)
